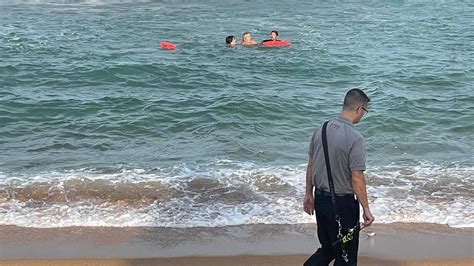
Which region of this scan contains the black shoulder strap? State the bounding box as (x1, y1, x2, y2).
(323, 121, 358, 262)
(321, 121, 339, 218)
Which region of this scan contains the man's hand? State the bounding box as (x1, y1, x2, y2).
(362, 207, 374, 227)
(303, 193, 314, 215)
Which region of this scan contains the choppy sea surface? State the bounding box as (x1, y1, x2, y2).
(0, 0, 473, 228)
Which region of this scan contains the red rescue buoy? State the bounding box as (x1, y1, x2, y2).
(160, 41, 176, 50)
(262, 40, 292, 47)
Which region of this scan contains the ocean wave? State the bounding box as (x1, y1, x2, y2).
(1, 0, 472, 229)
(0, 160, 472, 228)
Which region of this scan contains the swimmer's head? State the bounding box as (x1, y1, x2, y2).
(271, 31, 279, 40)
(226, 35, 236, 46)
(242, 32, 251, 42)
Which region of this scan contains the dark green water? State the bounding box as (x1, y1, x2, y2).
(0, 0, 472, 227)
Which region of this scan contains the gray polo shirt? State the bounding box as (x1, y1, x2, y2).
(308, 115, 366, 194)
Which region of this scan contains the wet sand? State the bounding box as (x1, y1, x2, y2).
(0, 223, 472, 265)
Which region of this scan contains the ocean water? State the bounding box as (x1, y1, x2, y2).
(0, 0, 473, 228)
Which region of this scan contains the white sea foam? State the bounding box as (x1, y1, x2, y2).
(0, 160, 472, 228)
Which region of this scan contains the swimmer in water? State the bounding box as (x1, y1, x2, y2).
(262, 30, 280, 43)
(240, 32, 257, 46)
(225, 35, 237, 47)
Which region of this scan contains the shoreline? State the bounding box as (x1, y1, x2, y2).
(0, 257, 472, 266)
(1, 223, 473, 265)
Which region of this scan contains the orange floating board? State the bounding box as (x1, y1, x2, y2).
(262, 40, 292, 47)
(160, 41, 176, 50)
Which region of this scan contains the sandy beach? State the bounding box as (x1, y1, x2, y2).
(0, 223, 472, 265)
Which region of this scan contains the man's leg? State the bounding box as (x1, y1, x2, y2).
(304, 194, 335, 266)
(333, 196, 360, 266)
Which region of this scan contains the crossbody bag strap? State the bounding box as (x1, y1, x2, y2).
(321, 121, 339, 218)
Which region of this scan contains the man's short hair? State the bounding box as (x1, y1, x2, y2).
(343, 88, 370, 110)
(226, 35, 235, 44)
(271, 30, 279, 36)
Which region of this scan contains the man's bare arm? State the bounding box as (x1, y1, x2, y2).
(304, 158, 314, 215)
(352, 170, 374, 227)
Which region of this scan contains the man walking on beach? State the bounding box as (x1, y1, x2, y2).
(303, 88, 374, 265)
